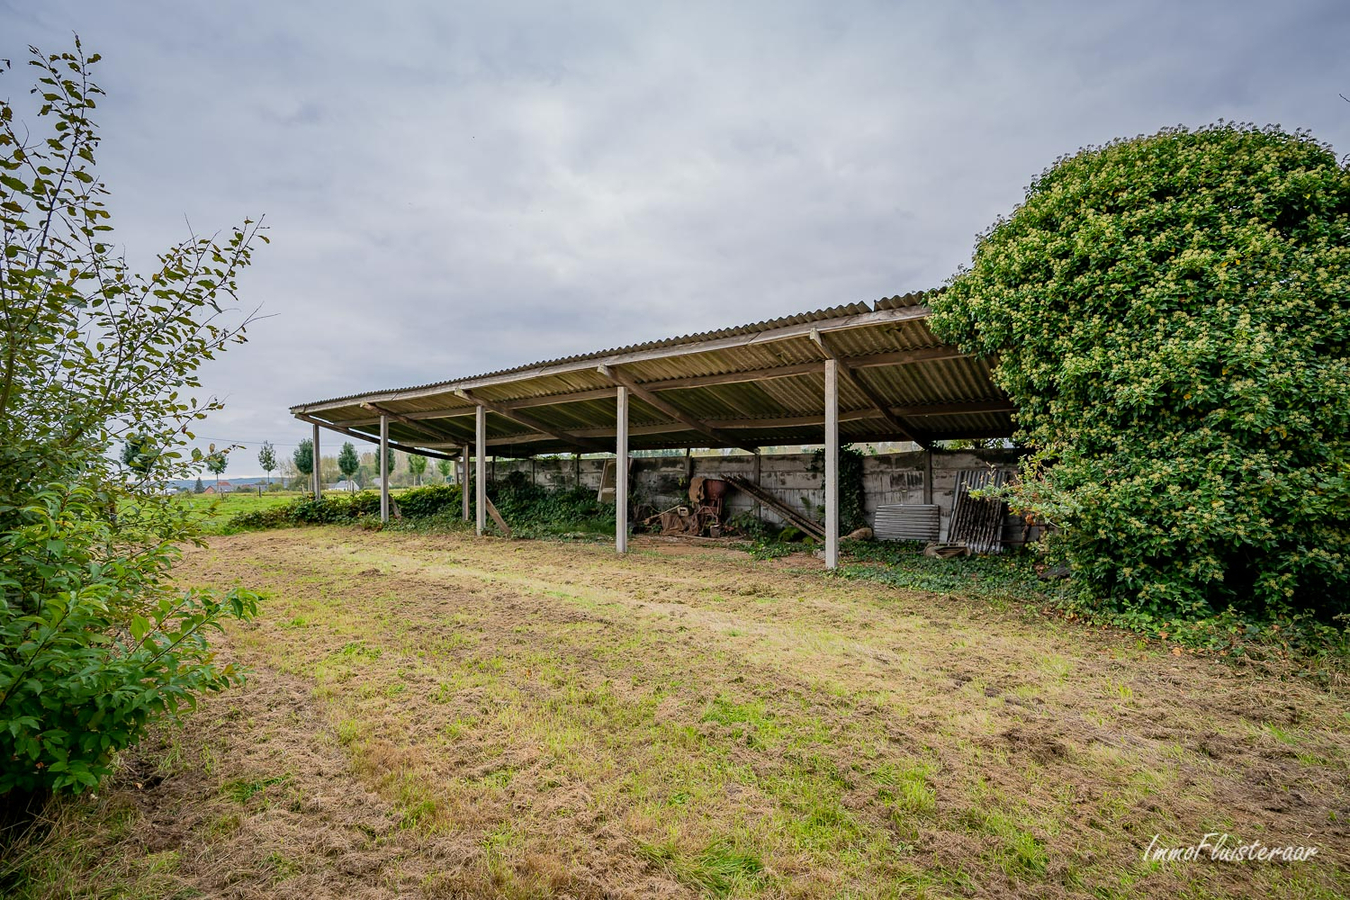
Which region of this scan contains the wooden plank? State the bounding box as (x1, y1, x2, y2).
(293, 414, 461, 462)
(598, 365, 758, 454)
(751, 450, 762, 522)
(724, 475, 825, 540)
(923, 449, 933, 505)
(812, 328, 933, 449)
(335, 348, 974, 423)
(402, 398, 1012, 446)
(361, 401, 467, 443)
(484, 493, 512, 538)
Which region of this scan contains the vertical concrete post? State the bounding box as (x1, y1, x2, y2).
(824, 358, 839, 570)
(312, 421, 321, 500)
(751, 449, 762, 523)
(460, 445, 470, 521)
(616, 386, 629, 554)
(379, 415, 390, 523)
(475, 407, 487, 536)
(923, 449, 934, 505)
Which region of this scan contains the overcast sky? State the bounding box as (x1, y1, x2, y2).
(3, 1, 1348, 475)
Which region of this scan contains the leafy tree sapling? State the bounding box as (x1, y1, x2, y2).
(206, 449, 228, 490)
(408, 452, 428, 486)
(293, 437, 314, 488)
(0, 42, 264, 799)
(337, 441, 359, 488)
(257, 441, 276, 486)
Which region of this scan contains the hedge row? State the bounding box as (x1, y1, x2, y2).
(226, 484, 462, 531)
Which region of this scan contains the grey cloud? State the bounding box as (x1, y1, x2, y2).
(1, 0, 1347, 473)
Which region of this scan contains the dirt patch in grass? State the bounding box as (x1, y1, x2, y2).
(10, 528, 1349, 899)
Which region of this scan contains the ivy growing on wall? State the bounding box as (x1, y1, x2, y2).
(810, 445, 869, 533)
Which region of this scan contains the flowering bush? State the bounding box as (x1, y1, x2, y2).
(931, 124, 1350, 625)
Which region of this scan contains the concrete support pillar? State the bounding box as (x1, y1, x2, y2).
(751, 449, 762, 522)
(379, 415, 390, 523)
(923, 449, 934, 505)
(616, 386, 629, 554)
(475, 407, 486, 536)
(824, 358, 839, 570)
(312, 421, 321, 500)
(460, 445, 470, 521)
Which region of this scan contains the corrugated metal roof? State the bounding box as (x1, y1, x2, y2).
(291, 291, 1015, 456)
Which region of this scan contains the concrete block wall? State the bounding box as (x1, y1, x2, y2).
(486, 448, 1029, 543)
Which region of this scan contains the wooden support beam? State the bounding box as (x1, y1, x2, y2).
(362, 402, 468, 444)
(825, 358, 839, 570)
(811, 329, 934, 450)
(348, 349, 977, 424)
(597, 365, 759, 454)
(410, 406, 1013, 451)
(725, 475, 825, 540)
(635, 347, 970, 393)
(294, 305, 936, 415)
(804, 330, 934, 450)
(331, 348, 981, 430)
(484, 494, 511, 538)
(456, 389, 609, 454)
(616, 386, 628, 555)
(892, 400, 1014, 417)
(379, 415, 390, 524)
(700, 402, 1012, 430)
(293, 414, 461, 462)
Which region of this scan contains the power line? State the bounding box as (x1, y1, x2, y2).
(190, 436, 308, 448)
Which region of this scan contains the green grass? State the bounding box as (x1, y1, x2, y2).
(637, 838, 766, 897)
(172, 490, 302, 533)
(221, 773, 291, 804)
(7, 529, 1347, 899)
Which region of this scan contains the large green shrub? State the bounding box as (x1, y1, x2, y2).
(488, 471, 614, 536)
(0, 43, 263, 799)
(0, 489, 255, 793)
(395, 484, 462, 518)
(931, 124, 1350, 625)
(226, 485, 461, 531)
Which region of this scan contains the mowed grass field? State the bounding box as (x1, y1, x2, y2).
(170, 489, 300, 531)
(11, 528, 1348, 899)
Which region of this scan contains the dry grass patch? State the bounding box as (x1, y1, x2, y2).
(6, 527, 1348, 899)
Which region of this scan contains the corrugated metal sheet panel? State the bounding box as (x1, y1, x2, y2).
(291, 294, 1018, 455)
(292, 299, 896, 409)
(874, 504, 941, 542)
